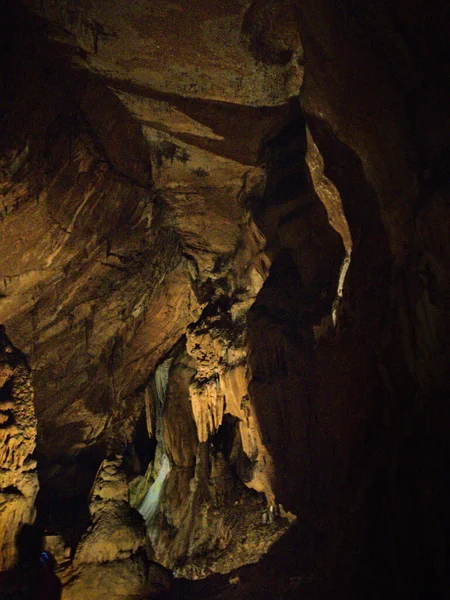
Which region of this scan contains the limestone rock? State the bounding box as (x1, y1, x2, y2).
(184, 312, 276, 502)
(162, 353, 198, 468)
(44, 534, 71, 568)
(139, 340, 289, 578)
(23, 0, 303, 106)
(305, 126, 351, 252)
(66, 455, 154, 599)
(63, 556, 149, 600)
(75, 456, 145, 563)
(1, 2, 450, 598)
(0, 326, 39, 571)
(88, 455, 129, 507)
(148, 443, 291, 579)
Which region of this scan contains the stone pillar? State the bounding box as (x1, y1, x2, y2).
(64, 455, 159, 599)
(0, 326, 39, 571)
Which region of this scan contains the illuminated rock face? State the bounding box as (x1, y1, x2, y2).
(0, 0, 450, 598)
(138, 344, 292, 579)
(0, 1, 299, 579)
(62, 455, 164, 600)
(0, 327, 39, 571)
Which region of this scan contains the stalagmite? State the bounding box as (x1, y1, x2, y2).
(64, 455, 156, 599)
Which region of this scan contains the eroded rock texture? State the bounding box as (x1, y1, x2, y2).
(136, 343, 292, 579)
(62, 455, 167, 599)
(0, 326, 38, 571)
(0, 0, 300, 576)
(1, 0, 450, 599)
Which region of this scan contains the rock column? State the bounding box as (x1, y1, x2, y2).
(0, 325, 39, 571)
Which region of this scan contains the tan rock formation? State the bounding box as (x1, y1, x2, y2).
(23, 0, 303, 106)
(305, 127, 351, 253)
(1, 1, 450, 598)
(185, 318, 275, 501)
(0, 326, 39, 571)
(137, 334, 291, 578)
(63, 455, 162, 599)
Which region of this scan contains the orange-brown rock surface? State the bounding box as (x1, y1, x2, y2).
(0, 326, 39, 571)
(62, 455, 169, 599)
(1, 1, 449, 599)
(136, 344, 292, 578)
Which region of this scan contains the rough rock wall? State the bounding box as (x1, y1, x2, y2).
(0, 0, 299, 578)
(241, 1, 450, 597)
(0, 29, 197, 463)
(0, 0, 297, 459)
(297, 1, 450, 597)
(244, 114, 347, 512)
(0, 326, 39, 571)
(138, 338, 292, 579)
(22, 0, 302, 106)
(1, 1, 449, 597)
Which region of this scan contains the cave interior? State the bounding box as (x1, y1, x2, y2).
(0, 1, 449, 599)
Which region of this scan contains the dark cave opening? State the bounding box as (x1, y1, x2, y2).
(35, 451, 102, 552)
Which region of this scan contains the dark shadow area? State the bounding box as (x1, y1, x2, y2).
(162, 522, 324, 600)
(210, 414, 254, 484)
(122, 409, 158, 478)
(0, 524, 61, 599)
(245, 112, 345, 512)
(35, 451, 102, 553)
(91, 80, 300, 167)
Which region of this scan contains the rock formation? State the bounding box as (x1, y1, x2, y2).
(63, 455, 169, 599)
(0, 326, 39, 571)
(136, 344, 292, 579)
(0, 1, 449, 598)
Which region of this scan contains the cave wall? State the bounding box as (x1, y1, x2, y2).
(295, 1, 450, 596)
(0, 1, 449, 598)
(240, 1, 450, 597)
(0, 0, 299, 580)
(0, 327, 38, 571)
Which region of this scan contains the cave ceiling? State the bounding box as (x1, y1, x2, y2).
(0, 0, 305, 461)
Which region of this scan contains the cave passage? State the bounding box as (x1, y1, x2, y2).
(0, 1, 449, 599)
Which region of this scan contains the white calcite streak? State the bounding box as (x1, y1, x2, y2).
(138, 454, 171, 524)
